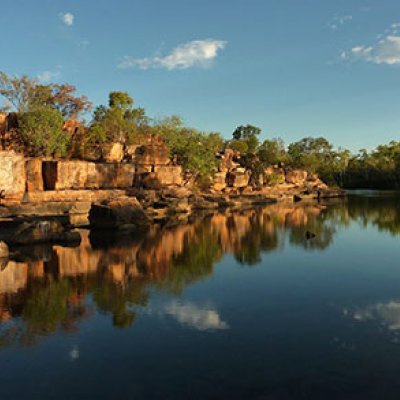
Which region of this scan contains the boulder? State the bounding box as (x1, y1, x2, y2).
(169, 198, 191, 214)
(212, 171, 227, 191)
(218, 149, 238, 172)
(125, 144, 140, 161)
(154, 165, 183, 186)
(0, 151, 26, 202)
(102, 143, 124, 162)
(1, 220, 81, 245)
(135, 135, 170, 166)
(227, 170, 250, 188)
(89, 197, 150, 229)
(140, 172, 163, 190)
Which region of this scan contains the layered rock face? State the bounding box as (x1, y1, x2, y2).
(0, 151, 26, 202)
(41, 161, 135, 190)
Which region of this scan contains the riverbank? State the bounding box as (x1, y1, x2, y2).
(0, 146, 345, 249)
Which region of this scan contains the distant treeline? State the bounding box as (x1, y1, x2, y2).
(0, 71, 399, 189)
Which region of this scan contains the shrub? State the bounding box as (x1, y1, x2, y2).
(18, 107, 70, 157)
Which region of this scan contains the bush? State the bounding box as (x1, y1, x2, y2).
(18, 107, 70, 157)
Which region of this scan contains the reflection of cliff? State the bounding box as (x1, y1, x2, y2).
(0, 202, 335, 344)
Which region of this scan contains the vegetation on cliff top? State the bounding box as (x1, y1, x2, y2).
(1, 71, 400, 189)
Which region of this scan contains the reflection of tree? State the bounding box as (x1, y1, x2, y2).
(3, 194, 400, 344)
(289, 218, 336, 251)
(0, 277, 90, 347)
(158, 222, 223, 294)
(92, 279, 148, 329)
(346, 194, 400, 235)
(233, 211, 279, 266)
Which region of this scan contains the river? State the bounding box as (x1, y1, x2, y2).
(1, 192, 400, 399)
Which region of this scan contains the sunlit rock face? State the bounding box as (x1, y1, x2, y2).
(102, 143, 124, 163)
(0, 151, 26, 202)
(134, 135, 170, 166)
(285, 169, 308, 185)
(25, 158, 44, 192)
(42, 161, 135, 191)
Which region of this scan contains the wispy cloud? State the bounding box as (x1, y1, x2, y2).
(342, 23, 400, 65)
(78, 39, 90, 49)
(118, 39, 226, 70)
(59, 12, 74, 26)
(37, 66, 62, 83)
(328, 15, 353, 31)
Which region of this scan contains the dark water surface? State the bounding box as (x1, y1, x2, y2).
(1, 192, 400, 399)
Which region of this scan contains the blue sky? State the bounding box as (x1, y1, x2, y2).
(1, 0, 400, 151)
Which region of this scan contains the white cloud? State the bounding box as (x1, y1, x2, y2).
(60, 12, 74, 26)
(118, 39, 226, 70)
(342, 23, 400, 65)
(164, 301, 229, 331)
(343, 35, 400, 65)
(346, 300, 400, 331)
(329, 15, 352, 31)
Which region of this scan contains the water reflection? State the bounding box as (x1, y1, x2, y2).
(346, 301, 400, 332)
(163, 301, 229, 331)
(1, 193, 400, 347)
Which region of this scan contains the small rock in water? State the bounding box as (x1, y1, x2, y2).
(305, 231, 316, 240)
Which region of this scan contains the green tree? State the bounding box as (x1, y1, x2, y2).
(18, 106, 71, 157)
(257, 138, 288, 165)
(88, 91, 148, 145)
(232, 124, 261, 153)
(151, 116, 224, 183)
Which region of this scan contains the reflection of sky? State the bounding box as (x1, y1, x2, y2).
(163, 301, 229, 331)
(345, 300, 400, 331)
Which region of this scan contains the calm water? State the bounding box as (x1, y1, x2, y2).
(1, 192, 400, 399)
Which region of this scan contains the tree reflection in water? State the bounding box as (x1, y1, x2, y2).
(1, 193, 400, 346)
